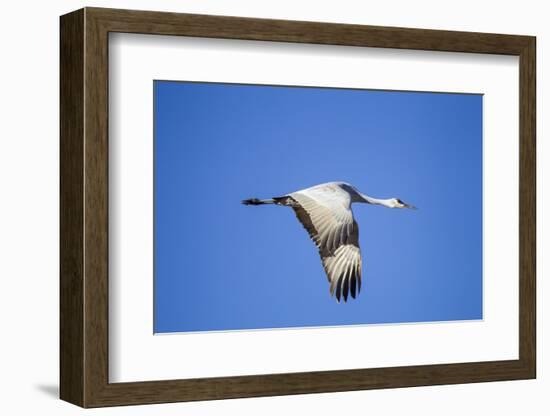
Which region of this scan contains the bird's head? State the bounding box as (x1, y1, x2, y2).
(390, 198, 417, 209)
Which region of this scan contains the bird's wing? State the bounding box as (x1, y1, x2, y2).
(289, 185, 362, 302)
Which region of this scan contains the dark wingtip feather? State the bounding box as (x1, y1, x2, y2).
(342, 277, 349, 302)
(335, 277, 342, 303)
(350, 275, 357, 299)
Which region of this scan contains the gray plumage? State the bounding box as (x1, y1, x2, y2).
(243, 181, 415, 303)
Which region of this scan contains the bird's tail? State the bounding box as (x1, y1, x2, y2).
(242, 198, 275, 205)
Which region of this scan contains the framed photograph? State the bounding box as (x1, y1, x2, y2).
(60, 7, 536, 408)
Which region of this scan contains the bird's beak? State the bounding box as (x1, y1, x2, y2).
(402, 202, 417, 210)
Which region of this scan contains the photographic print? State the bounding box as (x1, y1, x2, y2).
(153, 80, 482, 334)
(60, 9, 536, 406)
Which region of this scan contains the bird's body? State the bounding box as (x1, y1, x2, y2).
(243, 182, 415, 303)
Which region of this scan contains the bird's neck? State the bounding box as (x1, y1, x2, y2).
(359, 193, 394, 208)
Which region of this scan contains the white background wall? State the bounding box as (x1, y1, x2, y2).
(0, 0, 545, 414)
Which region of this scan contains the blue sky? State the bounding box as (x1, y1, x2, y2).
(154, 81, 483, 333)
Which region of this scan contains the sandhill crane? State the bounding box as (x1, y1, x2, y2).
(242, 181, 415, 303)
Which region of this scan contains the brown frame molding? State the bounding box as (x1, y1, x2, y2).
(60, 7, 536, 408)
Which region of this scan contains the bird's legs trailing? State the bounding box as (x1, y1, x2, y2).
(242, 198, 276, 205)
(242, 196, 296, 206)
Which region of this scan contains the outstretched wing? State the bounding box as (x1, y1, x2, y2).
(289, 184, 362, 302)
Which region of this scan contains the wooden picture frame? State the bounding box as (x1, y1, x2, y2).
(60, 7, 536, 408)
